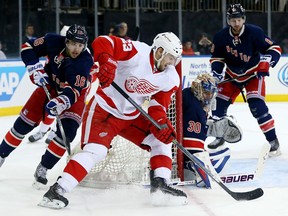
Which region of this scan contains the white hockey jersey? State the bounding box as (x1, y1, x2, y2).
(91, 35, 180, 120)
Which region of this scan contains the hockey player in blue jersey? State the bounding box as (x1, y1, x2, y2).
(0, 24, 94, 187)
(183, 73, 242, 188)
(209, 3, 282, 157)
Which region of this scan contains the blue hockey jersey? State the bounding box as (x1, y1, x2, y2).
(182, 87, 208, 152)
(210, 24, 282, 83)
(21, 33, 94, 106)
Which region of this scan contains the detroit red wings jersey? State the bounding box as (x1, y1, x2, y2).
(91, 36, 180, 120)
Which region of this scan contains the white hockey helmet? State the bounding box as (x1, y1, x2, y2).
(152, 32, 182, 67)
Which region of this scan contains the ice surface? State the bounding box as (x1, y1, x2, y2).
(0, 102, 287, 216)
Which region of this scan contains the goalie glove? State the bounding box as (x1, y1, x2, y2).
(46, 95, 71, 116)
(27, 62, 49, 86)
(257, 55, 272, 78)
(206, 115, 242, 143)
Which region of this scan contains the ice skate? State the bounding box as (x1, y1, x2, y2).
(28, 131, 46, 143)
(38, 182, 69, 209)
(33, 163, 48, 189)
(207, 137, 225, 149)
(0, 156, 5, 168)
(268, 138, 281, 157)
(150, 170, 187, 206)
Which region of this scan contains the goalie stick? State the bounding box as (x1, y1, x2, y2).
(42, 84, 71, 155)
(111, 81, 264, 201)
(175, 142, 270, 185)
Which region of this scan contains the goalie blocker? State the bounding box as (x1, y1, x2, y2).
(207, 115, 242, 149)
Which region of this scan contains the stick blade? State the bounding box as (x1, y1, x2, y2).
(232, 188, 264, 201)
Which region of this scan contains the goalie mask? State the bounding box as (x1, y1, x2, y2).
(152, 32, 182, 68)
(191, 73, 217, 107)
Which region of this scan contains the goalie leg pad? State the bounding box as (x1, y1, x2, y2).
(207, 115, 242, 143)
(209, 147, 231, 173)
(184, 152, 212, 188)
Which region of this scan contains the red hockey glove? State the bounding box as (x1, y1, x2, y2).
(27, 62, 49, 86)
(150, 118, 176, 144)
(46, 95, 71, 116)
(96, 53, 117, 88)
(257, 55, 271, 78)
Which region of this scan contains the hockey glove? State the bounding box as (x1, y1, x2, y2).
(46, 95, 71, 116)
(150, 118, 176, 144)
(257, 55, 271, 78)
(212, 70, 223, 83)
(96, 53, 117, 88)
(27, 62, 49, 87)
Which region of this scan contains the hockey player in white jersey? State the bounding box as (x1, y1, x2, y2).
(39, 32, 188, 209)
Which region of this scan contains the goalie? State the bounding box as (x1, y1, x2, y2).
(182, 73, 242, 188)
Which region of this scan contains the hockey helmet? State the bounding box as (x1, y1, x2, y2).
(227, 4, 246, 20)
(191, 73, 217, 106)
(66, 24, 88, 44)
(152, 32, 182, 66)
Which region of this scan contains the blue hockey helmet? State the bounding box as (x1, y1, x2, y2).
(227, 4, 246, 20)
(66, 24, 88, 44)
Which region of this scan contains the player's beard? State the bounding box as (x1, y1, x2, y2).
(231, 25, 243, 35)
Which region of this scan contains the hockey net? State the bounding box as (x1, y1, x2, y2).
(70, 64, 183, 188)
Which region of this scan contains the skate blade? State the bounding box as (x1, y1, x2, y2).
(151, 190, 188, 206)
(268, 148, 281, 157)
(38, 197, 66, 209)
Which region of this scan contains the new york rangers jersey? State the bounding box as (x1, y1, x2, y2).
(210, 24, 282, 82)
(91, 36, 180, 120)
(21, 33, 94, 106)
(182, 87, 208, 152)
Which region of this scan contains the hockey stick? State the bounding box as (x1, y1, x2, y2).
(219, 72, 257, 84)
(42, 84, 71, 155)
(111, 81, 264, 201)
(176, 142, 270, 185)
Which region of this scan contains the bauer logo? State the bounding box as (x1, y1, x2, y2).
(278, 63, 288, 87)
(0, 67, 26, 101)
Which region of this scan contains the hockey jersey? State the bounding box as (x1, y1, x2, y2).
(21, 33, 94, 106)
(210, 24, 282, 83)
(91, 36, 180, 120)
(182, 87, 208, 152)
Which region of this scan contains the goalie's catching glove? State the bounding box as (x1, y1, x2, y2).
(257, 55, 271, 78)
(46, 95, 71, 116)
(206, 115, 242, 143)
(96, 53, 117, 88)
(150, 118, 176, 144)
(27, 62, 49, 86)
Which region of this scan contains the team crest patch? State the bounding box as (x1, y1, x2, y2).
(125, 76, 159, 94)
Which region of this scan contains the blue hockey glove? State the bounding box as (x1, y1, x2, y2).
(212, 70, 223, 83)
(27, 62, 49, 86)
(46, 95, 71, 116)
